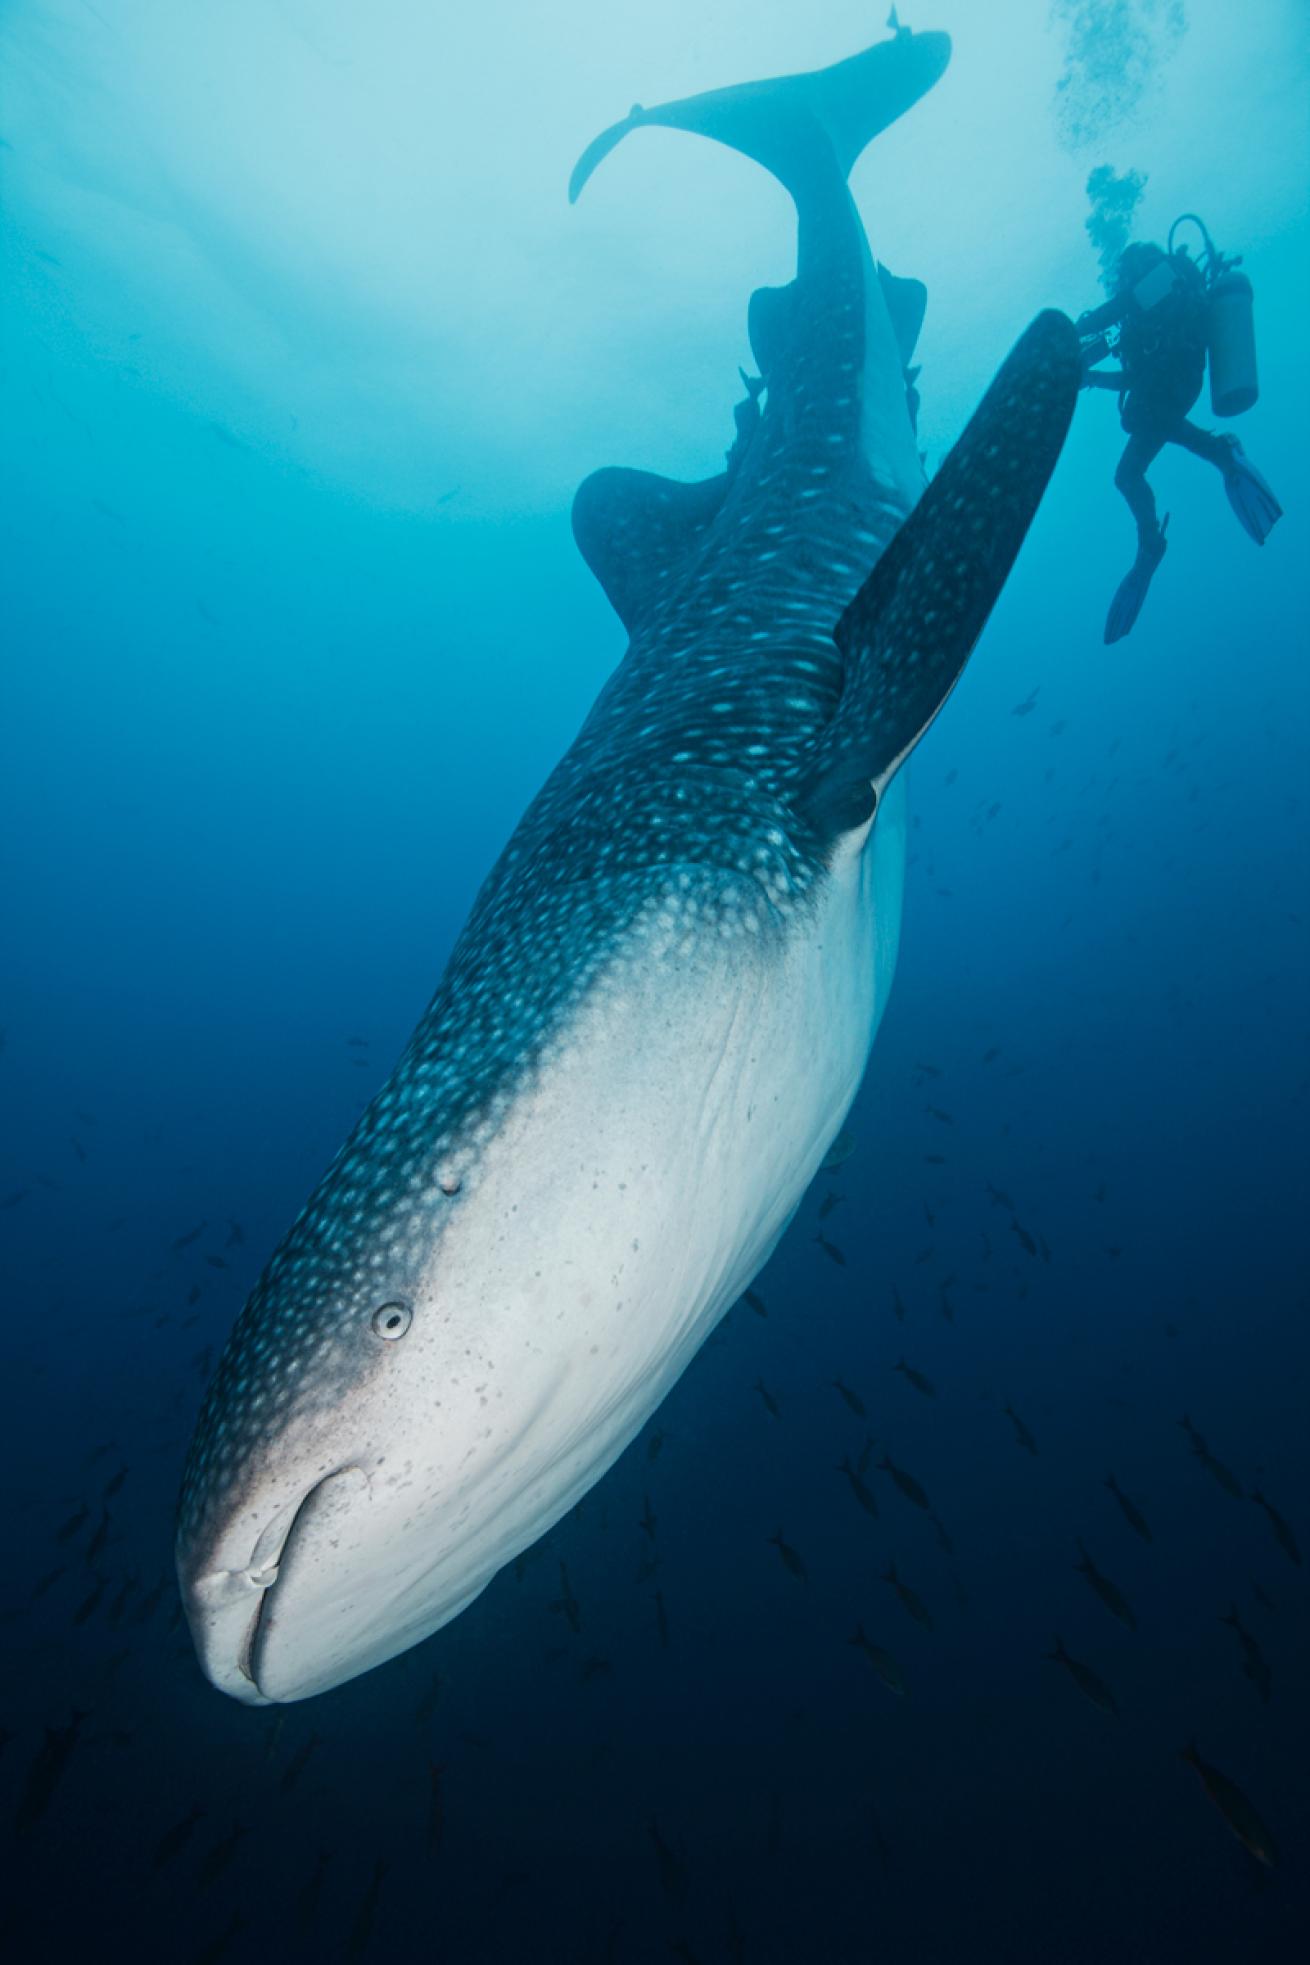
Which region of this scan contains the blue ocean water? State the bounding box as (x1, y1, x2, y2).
(1, 3, 1306, 1960)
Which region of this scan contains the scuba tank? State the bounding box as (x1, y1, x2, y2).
(1169, 214, 1259, 418)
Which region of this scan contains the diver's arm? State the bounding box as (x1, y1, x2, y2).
(1075, 294, 1126, 337)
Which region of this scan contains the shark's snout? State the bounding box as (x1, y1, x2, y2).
(179, 1466, 370, 1705)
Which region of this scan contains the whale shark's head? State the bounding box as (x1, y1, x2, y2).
(174, 1101, 594, 1704)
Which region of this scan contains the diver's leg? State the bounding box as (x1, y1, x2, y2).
(1167, 419, 1283, 543)
(1105, 429, 1169, 643)
(1171, 419, 1234, 469)
(1114, 434, 1165, 548)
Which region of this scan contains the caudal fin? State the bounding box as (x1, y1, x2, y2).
(569, 28, 951, 206)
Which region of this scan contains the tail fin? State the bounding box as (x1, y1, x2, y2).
(569, 29, 951, 206)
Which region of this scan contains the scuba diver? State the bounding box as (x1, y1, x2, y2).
(1078, 215, 1282, 643)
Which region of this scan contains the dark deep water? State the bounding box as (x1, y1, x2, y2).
(2, 4, 1307, 1961)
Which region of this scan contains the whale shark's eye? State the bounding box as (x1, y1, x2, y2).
(371, 1301, 412, 1341)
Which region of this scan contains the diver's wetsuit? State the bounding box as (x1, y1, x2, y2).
(1081, 265, 1232, 545)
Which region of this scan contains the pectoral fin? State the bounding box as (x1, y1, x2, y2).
(796, 310, 1080, 840)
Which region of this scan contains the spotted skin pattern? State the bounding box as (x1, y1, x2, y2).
(175, 33, 1077, 1692)
(176, 117, 911, 1568)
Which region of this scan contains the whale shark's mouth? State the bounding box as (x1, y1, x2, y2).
(242, 1465, 372, 1701)
(179, 1466, 370, 1706)
(233, 1468, 350, 1690)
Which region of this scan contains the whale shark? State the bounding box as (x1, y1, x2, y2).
(176, 25, 1078, 1704)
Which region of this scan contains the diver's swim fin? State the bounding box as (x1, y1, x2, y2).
(1222, 440, 1283, 545)
(1104, 517, 1168, 645)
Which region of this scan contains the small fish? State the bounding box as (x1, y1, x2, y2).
(192, 1914, 247, 1965)
(14, 1710, 88, 1835)
(345, 1035, 369, 1049)
(648, 1818, 687, 1907)
(205, 1253, 228, 1270)
(1179, 1416, 1243, 1498)
(1075, 1540, 1136, 1630)
(638, 1495, 657, 1542)
(818, 1189, 844, 1220)
(743, 1289, 768, 1318)
(549, 1561, 581, 1634)
(197, 1821, 248, 1891)
(654, 1589, 670, 1651)
(927, 1106, 954, 1125)
(74, 1576, 107, 1626)
(345, 1858, 387, 1964)
(152, 1803, 204, 1870)
(296, 1847, 331, 1932)
(929, 1511, 955, 1555)
(1003, 1404, 1037, 1454)
(1250, 1490, 1301, 1566)
(985, 1182, 1014, 1209)
(56, 1502, 89, 1544)
(891, 1286, 907, 1323)
(1011, 686, 1040, 717)
(646, 1426, 667, 1460)
(0, 1187, 28, 1210)
(414, 1671, 443, 1724)
(1009, 1217, 1037, 1257)
(878, 1455, 930, 1512)
(279, 1733, 320, 1795)
(814, 1232, 847, 1267)
(427, 1761, 445, 1856)
(837, 1456, 879, 1518)
(103, 1464, 129, 1499)
(767, 1529, 807, 1582)
(132, 1575, 168, 1624)
(30, 1565, 65, 1602)
(831, 1376, 866, 1417)
(71, 1136, 87, 1162)
(856, 1432, 877, 1478)
(753, 1378, 780, 1420)
(1045, 1636, 1118, 1716)
(170, 1222, 206, 1251)
(580, 1655, 613, 1682)
(881, 1561, 932, 1629)
(107, 1573, 137, 1625)
(849, 1623, 907, 1696)
(262, 1712, 287, 1764)
(1220, 1604, 1272, 1705)
(186, 1284, 203, 1306)
(1104, 1474, 1152, 1542)
(85, 1509, 110, 1566)
(225, 1219, 245, 1247)
(820, 1128, 857, 1173)
(894, 1358, 936, 1398)
(1180, 1741, 1277, 1868)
